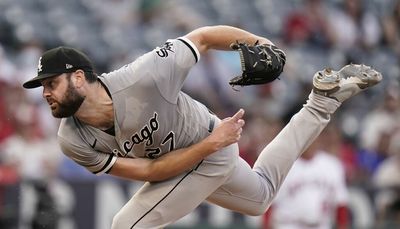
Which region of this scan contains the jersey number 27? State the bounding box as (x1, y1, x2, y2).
(145, 131, 175, 159)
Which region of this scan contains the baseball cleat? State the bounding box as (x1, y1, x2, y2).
(312, 64, 383, 102)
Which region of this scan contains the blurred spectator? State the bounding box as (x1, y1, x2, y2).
(283, 0, 335, 48)
(0, 46, 19, 226)
(0, 44, 18, 144)
(382, 0, 400, 56)
(357, 83, 400, 175)
(0, 95, 62, 228)
(316, 120, 360, 184)
(263, 124, 350, 229)
(0, 83, 15, 144)
(329, 0, 381, 56)
(0, 102, 61, 181)
(373, 129, 400, 228)
(30, 181, 59, 229)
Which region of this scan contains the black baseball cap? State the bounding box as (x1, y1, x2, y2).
(23, 46, 94, 89)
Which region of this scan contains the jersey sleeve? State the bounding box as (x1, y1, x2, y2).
(151, 37, 200, 102)
(99, 37, 200, 103)
(58, 131, 117, 175)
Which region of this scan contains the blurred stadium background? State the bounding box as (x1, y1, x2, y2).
(0, 0, 400, 228)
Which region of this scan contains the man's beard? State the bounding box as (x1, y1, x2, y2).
(52, 80, 85, 118)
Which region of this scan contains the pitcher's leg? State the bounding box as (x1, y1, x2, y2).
(252, 64, 382, 207)
(207, 64, 382, 216)
(207, 93, 340, 216)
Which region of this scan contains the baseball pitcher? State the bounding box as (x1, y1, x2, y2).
(23, 25, 382, 228)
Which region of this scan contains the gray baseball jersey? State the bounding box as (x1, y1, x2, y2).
(58, 37, 215, 175)
(56, 36, 338, 228)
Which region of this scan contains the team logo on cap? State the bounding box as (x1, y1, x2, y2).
(37, 57, 43, 72)
(66, 64, 73, 69)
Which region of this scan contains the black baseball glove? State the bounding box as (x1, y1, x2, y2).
(229, 41, 286, 87)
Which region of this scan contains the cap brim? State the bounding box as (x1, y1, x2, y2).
(22, 73, 59, 89)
